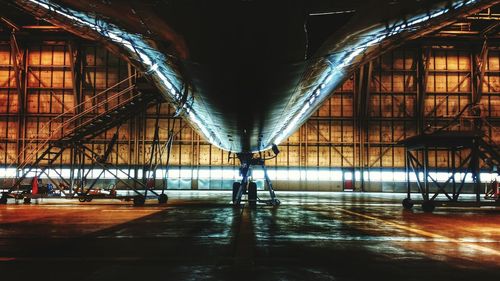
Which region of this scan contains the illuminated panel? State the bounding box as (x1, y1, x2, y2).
(1, 167, 493, 184)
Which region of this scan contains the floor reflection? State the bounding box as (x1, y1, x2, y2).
(0, 191, 498, 281)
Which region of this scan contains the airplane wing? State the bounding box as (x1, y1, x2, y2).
(3, 0, 497, 152)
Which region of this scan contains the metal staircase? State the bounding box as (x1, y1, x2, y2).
(65, 89, 155, 141)
(399, 101, 500, 211)
(429, 103, 499, 173)
(2, 74, 161, 201)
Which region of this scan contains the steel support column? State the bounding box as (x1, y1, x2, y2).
(10, 33, 27, 169)
(354, 61, 372, 191)
(416, 47, 430, 134)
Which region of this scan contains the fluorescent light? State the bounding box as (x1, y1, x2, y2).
(0, 166, 491, 184)
(309, 10, 356, 16)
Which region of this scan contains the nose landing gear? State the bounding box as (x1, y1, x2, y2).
(232, 145, 281, 207)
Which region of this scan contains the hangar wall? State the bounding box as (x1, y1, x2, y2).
(0, 38, 499, 191)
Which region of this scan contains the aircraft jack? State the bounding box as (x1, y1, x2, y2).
(232, 145, 281, 208)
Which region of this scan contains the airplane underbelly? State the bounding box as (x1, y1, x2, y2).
(182, 60, 310, 152)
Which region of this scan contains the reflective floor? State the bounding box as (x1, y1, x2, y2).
(0, 191, 499, 281)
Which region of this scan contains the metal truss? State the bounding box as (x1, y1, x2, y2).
(401, 131, 499, 212)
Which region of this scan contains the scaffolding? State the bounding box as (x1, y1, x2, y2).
(0, 75, 169, 206)
(401, 131, 500, 212)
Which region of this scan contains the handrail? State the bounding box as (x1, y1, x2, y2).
(430, 102, 474, 134)
(431, 103, 498, 144)
(16, 85, 137, 171)
(13, 74, 136, 164)
(481, 117, 499, 146)
(12, 75, 137, 171)
(68, 89, 140, 137)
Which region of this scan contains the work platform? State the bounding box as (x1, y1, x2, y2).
(400, 131, 500, 212)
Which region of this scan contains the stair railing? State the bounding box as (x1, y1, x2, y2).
(11, 74, 137, 171)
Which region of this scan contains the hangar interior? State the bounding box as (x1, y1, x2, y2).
(0, 1, 499, 281)
(0, 5, 499, 194)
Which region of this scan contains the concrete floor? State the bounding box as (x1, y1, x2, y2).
(0, 191, 499, 281)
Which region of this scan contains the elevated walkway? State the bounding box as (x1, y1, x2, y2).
(400, 131, 499, 212)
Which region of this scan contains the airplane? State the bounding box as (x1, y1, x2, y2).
(1, 0, 497, 206)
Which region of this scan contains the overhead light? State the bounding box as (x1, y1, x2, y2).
(309, 10, 356, 16)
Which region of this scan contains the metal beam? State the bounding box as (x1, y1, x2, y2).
(9, 32, 27, 168)
(354, 61, 372, 191)
(416, 46, 430, 134)
(472, 39, 489, 106)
